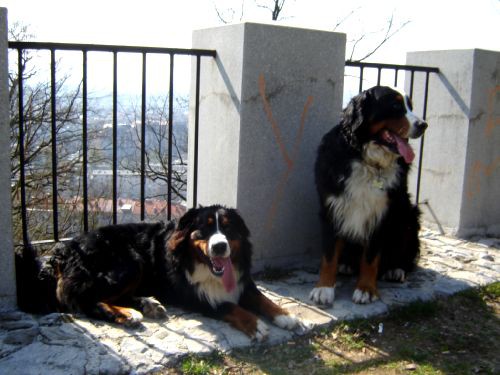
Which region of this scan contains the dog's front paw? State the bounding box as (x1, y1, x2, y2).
(252, 319, 269, 342)
(381, 268, 406, 282)
(138, 297, 168, 319)
(352, 287, 379, 304)
(273, 313, 300, 330)
(309, 286, 335, 305)
(116, 308, 144, 327)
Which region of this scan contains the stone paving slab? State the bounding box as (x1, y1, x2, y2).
(0, 229, 498, 374)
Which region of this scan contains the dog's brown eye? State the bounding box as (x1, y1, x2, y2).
(392, 102, 403, 111)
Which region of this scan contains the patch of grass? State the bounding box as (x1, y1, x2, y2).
(396, 345, 429, 362)
(481, 282, 500, 298)
(333, 322, 370, 350)
(179, 352, 224, 375)
(390, 298, 441, 322)
(412, 363, 443, 375)
(159, 283, 499, 375)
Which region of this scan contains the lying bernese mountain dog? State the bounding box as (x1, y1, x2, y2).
(310, 86, 427, 305)
(16, 205, 300, 341)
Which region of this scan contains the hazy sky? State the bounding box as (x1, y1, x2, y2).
(2, 0, 499, 63)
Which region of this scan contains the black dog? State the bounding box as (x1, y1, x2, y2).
(16, 205, 299, 341)
(310, 86, 427, 305)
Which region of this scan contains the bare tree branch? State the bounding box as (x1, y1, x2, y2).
(255, 0, 287, 21)
(9, 23, 109, 241)
(348, 34, 366, 61)
(353, 15, 410, 62)
(214, 0, 246, 23)
(120, 94, 188, 203)
(214, 0, 290, 22)
(332, 7, 360, 32)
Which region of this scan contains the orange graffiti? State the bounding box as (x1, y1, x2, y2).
(466, 86, 500, 200)
(485, 85, 500, 136)
(467, 157, 500, 200)
(258, 73, 313, 229)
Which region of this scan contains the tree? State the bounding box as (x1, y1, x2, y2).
(9, 24, 191, 245)
(9, 23, 105, 243)
(335, 11, 410, 62)
(212, 0, 409, 62)
(120, 94, 189, 203)
(215, 0, 290, 23)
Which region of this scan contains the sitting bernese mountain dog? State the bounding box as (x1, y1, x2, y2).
(16, 205, 300, 341)
(310, 86, 427, 306)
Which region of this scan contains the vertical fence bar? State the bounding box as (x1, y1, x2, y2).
(17, 49, 29, 247)
(409, 70, 415, 99)
(140, 52, 147, 221)
(415, 72, 431, 204)
(192, 55, 201, 208)
(82, 50, 89, 232)
(167, 54, 174, 220)
(376, 67, 381, 86)
(112, 51, 118, 224)
(50, 49, 59, 242)
(421, 72, 430, 121)
(394, 68, 399, 87)
(358, 66, 364, 93)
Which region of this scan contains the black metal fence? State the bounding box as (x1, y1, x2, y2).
(344, 60, 440, 204)
(9, 42, 439, 249)
(9, 41, 216, 247)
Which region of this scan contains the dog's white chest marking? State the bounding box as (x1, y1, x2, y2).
(185, 265, 243, 308)
(326, 144, 400, 242)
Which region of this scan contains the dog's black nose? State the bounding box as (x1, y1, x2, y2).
(416, 121, 428, 132)
(411, 120, 428, 138)
(212, 242, 228, 256)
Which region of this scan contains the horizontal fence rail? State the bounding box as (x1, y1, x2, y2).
(9, 41, 216, 247)
(345, 60, 440, 205)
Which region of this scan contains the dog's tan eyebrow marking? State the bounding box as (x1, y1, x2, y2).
(395, 95, 404, 102)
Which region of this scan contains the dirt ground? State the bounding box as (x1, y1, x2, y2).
(160, 283, 500, 375)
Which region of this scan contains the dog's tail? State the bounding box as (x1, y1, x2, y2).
(15, 244, 58, 314)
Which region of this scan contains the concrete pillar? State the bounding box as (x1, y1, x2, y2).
(0, 7, 16, 311)
(189, 23, 346, 270)
(407, 49, 500, 237)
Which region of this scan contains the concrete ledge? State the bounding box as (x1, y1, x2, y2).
(0, 230, 498, 374)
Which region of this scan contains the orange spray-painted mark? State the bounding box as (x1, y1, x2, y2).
(258, 73, 313, 230)
(466, 157, 500, 200)
(466, 86, 500, 200)
(484, 85, 500, 136)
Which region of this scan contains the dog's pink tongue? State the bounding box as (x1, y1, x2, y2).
(213, 257, 236, 293)
(394, 134, 415, 163)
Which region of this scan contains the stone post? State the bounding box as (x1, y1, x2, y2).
(0, 7, 16, 311)
(407, 49, 500, 237)
(188, 23, 346, 270)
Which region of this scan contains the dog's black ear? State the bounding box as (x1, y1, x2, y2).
(167, 207, 199, 251)
(176, 207, 199, 231)
(340, 90, 372, 149)
(342, 90, 372, 132)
